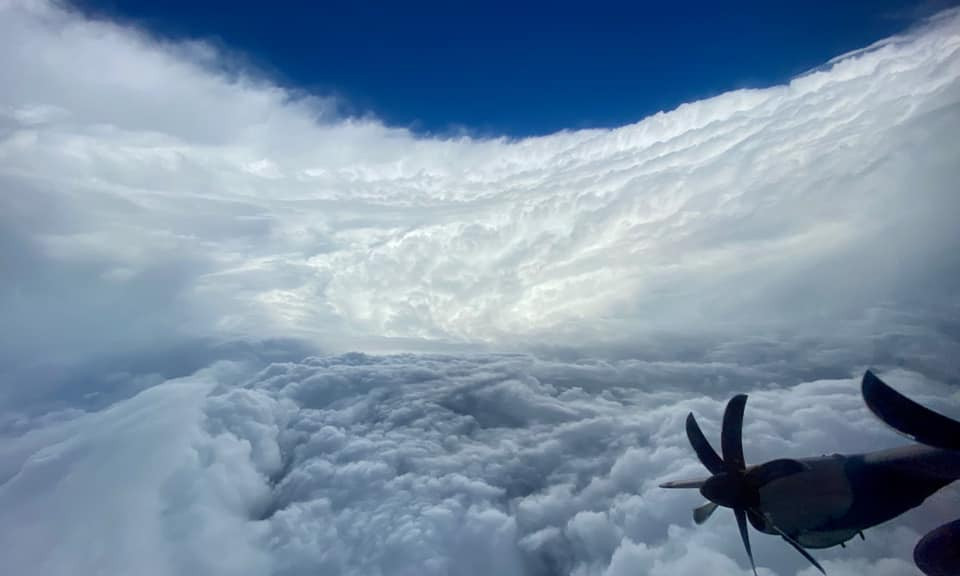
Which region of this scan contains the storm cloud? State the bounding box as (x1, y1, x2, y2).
(1, 1, 959, 574)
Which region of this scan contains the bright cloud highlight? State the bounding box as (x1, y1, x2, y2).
(1, 2, 959, 575)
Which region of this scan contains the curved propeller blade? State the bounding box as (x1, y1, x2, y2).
(767, 522, 825, 574)
(722, 395, 748, 471)
(862, 370, 960, 450)
(693, 501, 718, 525)
(734, 507, 757, 576)
(686, 413, 725, 474)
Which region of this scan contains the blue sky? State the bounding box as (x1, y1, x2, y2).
(69, 0, 954, 136)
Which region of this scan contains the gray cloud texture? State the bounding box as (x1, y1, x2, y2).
(1, 1, 960, 574)
(1, 355, 957, 576)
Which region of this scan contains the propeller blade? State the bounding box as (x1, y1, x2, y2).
(686, 413, 725, 474)
(734, 507, 758, 576)
(693, 502, 718, 525)
(722, 395, 748, 471)
(660, 477, 708, 489)
(767, 522, 826, 574)
(862, 370, 960, 450)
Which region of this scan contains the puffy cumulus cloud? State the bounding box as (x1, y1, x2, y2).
(2, 0, 960, 387)
(1, 354, 957, 575)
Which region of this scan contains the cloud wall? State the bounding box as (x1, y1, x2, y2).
(1, 2, 960, 575)
(2, 2, 959, 369)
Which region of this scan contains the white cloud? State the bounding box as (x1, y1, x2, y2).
(2, 355, 956, 575)
(1, 1, 959, 575)
(2, 1, 959, 373)
(0, 363, 273, 576)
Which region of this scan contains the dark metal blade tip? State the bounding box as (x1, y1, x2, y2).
(734, 508, 757, 576)
(722, 395, 749, 471)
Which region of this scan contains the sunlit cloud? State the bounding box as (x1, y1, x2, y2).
(3, 2, 959, 362)
(1, 1, 959, 574)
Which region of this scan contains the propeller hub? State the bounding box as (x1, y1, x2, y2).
(700, 472, 754, 509)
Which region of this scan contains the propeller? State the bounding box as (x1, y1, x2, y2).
(861, 370, 960, 451)
(693, 501, 719, 525)
(663, 394, 825, 575)
(862, 370, 960, 576)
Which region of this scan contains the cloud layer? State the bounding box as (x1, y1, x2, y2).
(2, 355, 957, 575)
(1, 1, 960, 575)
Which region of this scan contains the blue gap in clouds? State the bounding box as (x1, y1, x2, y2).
(67, 0, 958, 136)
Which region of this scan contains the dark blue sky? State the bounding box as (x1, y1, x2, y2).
(71, 0, 955, 136)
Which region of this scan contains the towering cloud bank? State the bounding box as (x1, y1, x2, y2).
(2, 2, 959, 364)
(0, 1, 959, 575)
